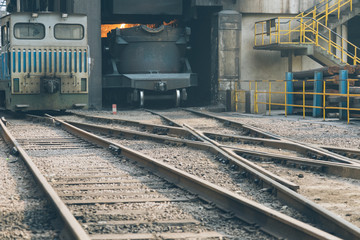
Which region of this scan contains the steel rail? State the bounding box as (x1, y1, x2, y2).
(321, 145, 360, 159)
(65, 120, 212, 150)
(84, 110, 360, 164)
(144, 109, 183, 127)
(71, 112, 191, 139)
(65, 113, 360, 165)
(189, 129, 360, 179)
(147, 109, 279, 139)
(58, 115, 360, 239)
(64, 119, 299, 191)
(142, 110, 360, 239)
(44, 115, 346, 240)
(203, 131, 360, 165)
(225, 145, 360, 180)
(181, 122, 299, 190)
(64, 114, 360, 178)
(0, 118, 91, 240)
(183, 108, 360, 165)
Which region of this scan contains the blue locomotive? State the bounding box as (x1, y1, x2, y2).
(0, 12, 89, 111)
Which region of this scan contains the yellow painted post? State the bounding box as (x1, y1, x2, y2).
(323, 80, 326, 120)
(326, 3, 329, 26)
(262, 23, 265, 45)
(277, 17, 281, 43)
(285, 81, 287, 117)
(255, 82, 258, 113)
(300, 18, 303, 43)
(351, 0, 353, 11)
(316, 22, 319, 45)
(255, 24, 257, 46)
(347, 79, 350, 123)
(328, 30, 331, 53)
(269, 82, 272, 115)
(338, 0, 341, 19)
(355, 48, 357, 65)
(269, 23, 272, 44)
(235, 82, 238, 112)
(313, 7, 316, 29)
(303, 81, 306, 119)
(289, 21, 291, 42)
(341, 38, 344, 62)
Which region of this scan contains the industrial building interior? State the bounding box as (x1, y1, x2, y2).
(2, 1, 360, 240)
(3, 0, 360, 117)
(4, 0, 239, 109)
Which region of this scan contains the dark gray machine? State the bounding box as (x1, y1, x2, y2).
(102, 24, 197, 107)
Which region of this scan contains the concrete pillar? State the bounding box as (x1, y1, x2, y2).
(213, 10, 241, 109)
(286, 72, 294, 115)
(336, 26, 341, 58)
(339, 70, 348, 120)
(341, 24, 348, 63)
(313, 71, 323, 117)
(336, 24, 348, 63)
(73, 0, 102, 109)
(16, 0, 20, 11)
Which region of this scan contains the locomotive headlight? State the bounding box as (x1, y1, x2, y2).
(31, 13, 38, 18)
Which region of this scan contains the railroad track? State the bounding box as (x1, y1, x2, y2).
(61, 109, 360, 239)
(69, 110, 360, 180)
(0, 117, 60, 239)
(0, 114, 345, 239)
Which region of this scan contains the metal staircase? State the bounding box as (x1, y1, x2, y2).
(254, 0, 360, 67)
(318, 0, 360, 31)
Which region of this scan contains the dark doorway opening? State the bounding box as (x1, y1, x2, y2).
(347, 16, 360, 66)
(101, 1, 221, 108)
(188, 7, 221, 106)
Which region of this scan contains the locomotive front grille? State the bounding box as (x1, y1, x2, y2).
(11, 47, 89, 94)
(12, 48, 88, 74)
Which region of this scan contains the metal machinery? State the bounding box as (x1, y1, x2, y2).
(102, 24, 198, 107)
(0, 12, 89, 111)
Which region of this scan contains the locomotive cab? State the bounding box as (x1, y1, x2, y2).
(0, 12, 89, 111)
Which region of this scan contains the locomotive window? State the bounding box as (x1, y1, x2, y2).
(14, 23, 45, 39)
(54, 24, 84, 40)
(1, 26, 7, 46)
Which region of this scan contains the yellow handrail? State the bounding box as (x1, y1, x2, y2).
(296, 0, 352, 27)
(254, 15, 360, 65)
(255, 0, 352, 38)
(238, 78, 360, 123)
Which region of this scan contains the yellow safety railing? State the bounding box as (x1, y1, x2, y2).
(234, 90, 246, 113)
(233, 82, 246, 112)
(254, 16, 360, 65)
(296, 0, 352, 27)
(241, 79, 360, 123)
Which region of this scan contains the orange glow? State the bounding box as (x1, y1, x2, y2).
(101, 20, 178, 38)
(101, 24, 139, 37)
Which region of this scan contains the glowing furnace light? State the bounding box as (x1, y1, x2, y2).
(101, 21, 178, 38)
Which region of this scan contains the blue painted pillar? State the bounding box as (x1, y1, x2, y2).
(339, 70, 348, 120)
(286, 72, 294, 115)
(313, 71, 323, 117)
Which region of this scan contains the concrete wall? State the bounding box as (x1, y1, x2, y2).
(234, 0, 322, 13)
(240, 13, 322, 83)
(73, 0, 102, 109)
(238, 0, 301, 14)
(238, 12, 322, 105)
(211, 0, 326, 108)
